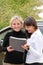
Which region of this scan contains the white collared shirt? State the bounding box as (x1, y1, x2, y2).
(26, 28, 43, 64)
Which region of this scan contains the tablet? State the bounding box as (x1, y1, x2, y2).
(9, 36, 26, 52)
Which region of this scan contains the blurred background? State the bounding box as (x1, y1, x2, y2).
(0, 0, 43, 30)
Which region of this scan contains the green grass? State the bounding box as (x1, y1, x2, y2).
(0, 0, 42, 29)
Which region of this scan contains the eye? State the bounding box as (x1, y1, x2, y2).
(17, 23, 20, 25)
(13, 23, 16, 25)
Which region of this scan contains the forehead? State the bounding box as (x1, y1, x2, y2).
(12, 19, 22, 24)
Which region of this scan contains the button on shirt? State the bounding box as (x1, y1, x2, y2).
(26, 28, 43, 64)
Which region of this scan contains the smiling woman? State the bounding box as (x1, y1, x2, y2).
(2, 16, 27, 65)
(22, 16, 43, 65)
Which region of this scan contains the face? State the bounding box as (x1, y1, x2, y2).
(25, 25, 35, 33)
(11, 19, 23, 32)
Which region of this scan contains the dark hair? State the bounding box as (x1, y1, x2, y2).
(24, 16, 38, 38)
(25, 30, 32, 38)
(24, 16, 37, 29)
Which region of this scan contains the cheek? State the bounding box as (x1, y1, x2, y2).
(26, 28, 32, 32)
(25, 27, 30, 31)
(12, 25, 15, 28)
(11, 25, 16, 29)
(18, 24, 22, 28)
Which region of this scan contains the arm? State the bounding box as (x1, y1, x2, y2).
(2, 33, 9, 52)
(27, 38, 43, 58)
(2, 33, 14, 52)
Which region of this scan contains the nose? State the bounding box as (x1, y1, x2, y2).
(16, 24, 17, 26)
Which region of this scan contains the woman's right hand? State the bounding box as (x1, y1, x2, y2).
(21, 44, 29, 51)
(7, 46, 14, 52)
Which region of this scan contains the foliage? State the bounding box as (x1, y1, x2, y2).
(0, 0, 42, 29)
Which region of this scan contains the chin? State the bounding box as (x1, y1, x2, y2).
(15, 30, 19, 32)
(28, 31, 32, 33)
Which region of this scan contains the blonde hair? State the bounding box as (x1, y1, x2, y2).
(10, 16, 23, 27)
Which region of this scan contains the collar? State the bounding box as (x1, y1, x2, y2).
(31, 28, 42, 38)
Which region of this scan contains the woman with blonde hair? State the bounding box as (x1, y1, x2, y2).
(2, 16, 26, 65)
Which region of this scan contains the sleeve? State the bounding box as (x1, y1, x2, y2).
(26, 37, 43, 58)
(2, 33, 10, 52)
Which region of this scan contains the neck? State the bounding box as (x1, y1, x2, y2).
(32, 28, 37, 33)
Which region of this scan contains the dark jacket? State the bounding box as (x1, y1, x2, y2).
(2, 30, 26, 64)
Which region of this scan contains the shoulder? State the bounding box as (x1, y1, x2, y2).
(4, 31, 13, 38)
(20, 30, 26, 38)
(20, 30, 26, 35)
(20, 29, 25, 33)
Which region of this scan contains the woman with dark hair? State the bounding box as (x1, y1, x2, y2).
(22, 16, 43, 65)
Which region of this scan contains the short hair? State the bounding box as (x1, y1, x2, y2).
(10, 16, 23, 26)
(24, 16, 38, 29)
